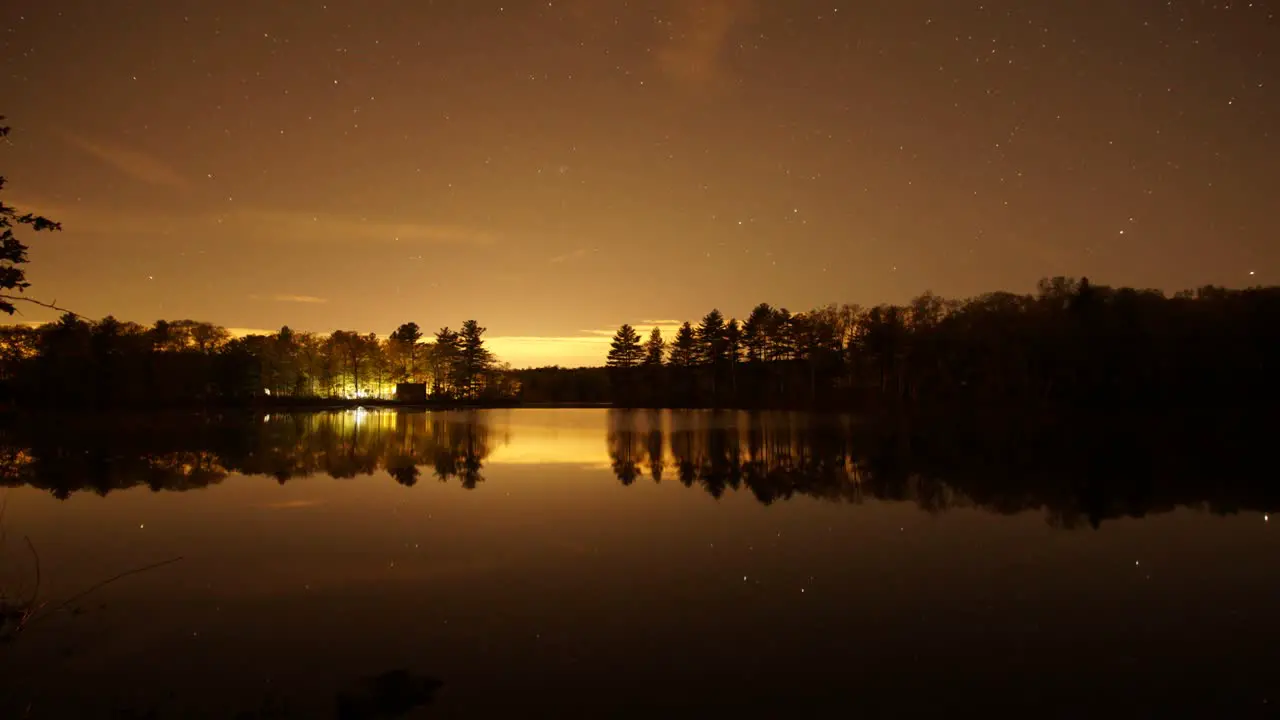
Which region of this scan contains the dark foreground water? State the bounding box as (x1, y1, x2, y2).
(0, 409, 1276, 718)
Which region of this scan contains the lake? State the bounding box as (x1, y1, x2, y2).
(0, 408, 1276, 718)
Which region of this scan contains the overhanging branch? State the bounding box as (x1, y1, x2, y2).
(0, 294, 92, 321)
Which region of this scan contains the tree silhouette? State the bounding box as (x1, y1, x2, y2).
(668, 322, 697, 367)
(695, 309, 728, 366)
(0, 118, 65, 316)
(695, 309, 728, 399)
(570, 278, 1280, 412)
(389, 322, 424, 381)
(192, 323, 230, 354)
(0, 310, 523, 407)
(725, 318, 742, 398)
(329, 330, 378, 397)
(606, 324, 644, 368)
(456, 320, 492, 399)
(642, 327, 665, 366)
(741, 303, 774, 363)
(431, 327, 460, 396)
(2, 270, 1277, 413)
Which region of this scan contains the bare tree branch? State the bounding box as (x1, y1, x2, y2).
(24, 536, 40, 607)
(0, 294, 91, 321)
(42, 556, 185, 619)
(0, 492, 9, 548)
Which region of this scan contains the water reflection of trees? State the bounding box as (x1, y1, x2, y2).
(0, 410, 497, 498)
(604, 410, 1277, 529)
(242, 410, 494, 488)
(1, 409, 1274, 529)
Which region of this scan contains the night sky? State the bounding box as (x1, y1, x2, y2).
(2, 0, 1275, 366)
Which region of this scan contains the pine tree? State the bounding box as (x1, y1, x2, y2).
(431, 327, 460, 396)
(696, 309, 728, 365)
(457, 320, 493, 399)
(725, 319, 741, 365)
(668, 322, 698, 367)
(606, 324, 644, 368)
(770, 308, 795, 361)
(742, 303, 774, 362)
(725, 318, 741, 397)
(642, 326, 665, 366)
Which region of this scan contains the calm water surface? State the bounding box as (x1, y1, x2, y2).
(0, 409, 1276, 718)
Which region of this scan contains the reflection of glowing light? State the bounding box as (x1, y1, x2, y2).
(354, 406, 368, 426)
(262, 500, 324, 510)
(485, 426, 608, 466)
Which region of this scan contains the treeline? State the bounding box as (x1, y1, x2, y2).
(1, 409, 1272, 529)
(0, 315, 517, 408)
(3, 276, 1276, 411)
(591, 277, 1279, 409)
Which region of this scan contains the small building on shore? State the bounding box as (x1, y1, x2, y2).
(395, 382, 427, 403)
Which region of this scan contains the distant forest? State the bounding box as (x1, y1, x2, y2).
(521, 276, 1278, 411)
(1, 277, 1276, 411)
(0, 317, 516, 408)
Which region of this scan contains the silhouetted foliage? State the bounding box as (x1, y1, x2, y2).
(605, 324, 646, 404)
(0, 118, 64, 316)
(606, 324, 643, 369)
(3, 276, 1275, 412)
(0, 314, 518, 408)
(668, 322, 697, 368)
(455, 320, 493, 400)
(512, 366, 610, 405)
(642, 327, 665, 366)
(590, 279, 1280, 410)
(388, 322, 424, 382)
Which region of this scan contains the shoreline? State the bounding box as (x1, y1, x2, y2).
(1, 399, 1266, 427)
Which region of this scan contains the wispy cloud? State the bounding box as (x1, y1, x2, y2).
(565, 0, 753, 91)
(248, 293, 329, 305)
(14, 199, 498, 250)
(64, 134, 189, 189)
(548, 247, 594, 264)
(238, 209, 498, 247)
(654, 0, 755, 90)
